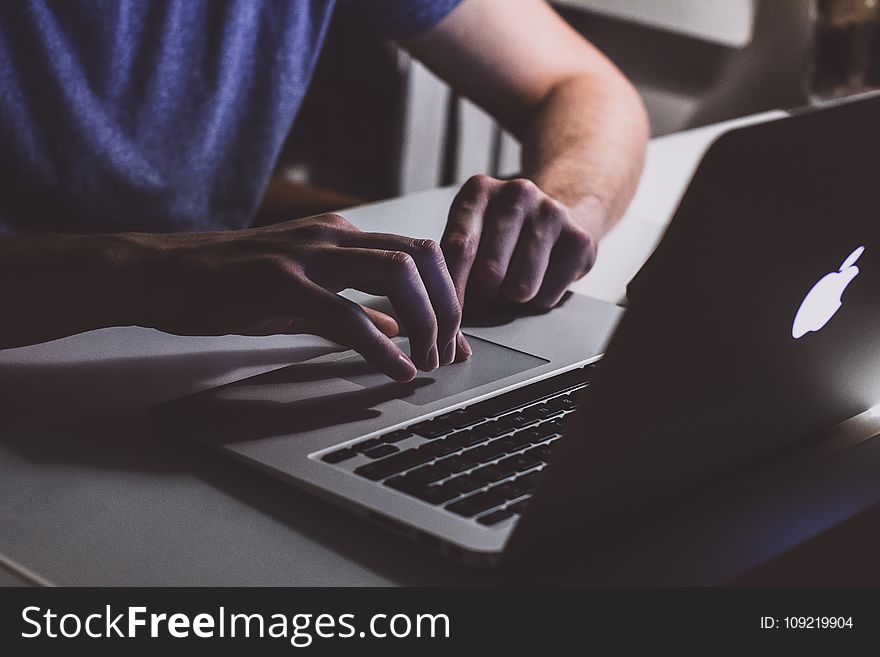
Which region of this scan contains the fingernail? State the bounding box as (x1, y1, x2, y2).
(396, 354, 417, 381)
(458, 332, 472, 359)
(427, 344, 439, 371)
(442, 339, 456, 365)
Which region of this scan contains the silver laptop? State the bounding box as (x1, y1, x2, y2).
(152, 289, 622, 563)
(152, 94, 880, 567)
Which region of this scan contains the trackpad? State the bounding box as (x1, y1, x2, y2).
(340, 336, 548, 406)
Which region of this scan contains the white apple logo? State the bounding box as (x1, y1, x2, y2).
(792, 245, 864, 339)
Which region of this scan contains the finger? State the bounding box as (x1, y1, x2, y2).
(441, 175, 498, 308)
(298, 283, 417, 381)
(292, 306, 399, 339)
(363, 307, 399, 338)
(341, 233, 460, 365)
(531, 227, 596, 310)
(470, 179, 540, 299)
(501, 197, 564, 303)
(453, 330, 472, 363)
(307, 248, 440, 372)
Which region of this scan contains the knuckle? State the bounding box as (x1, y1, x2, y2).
(386, 250, 417, 275)
(289, 218, 325, 240)
(303, 219, 343, 241)
(413, 238, 443, 261)
(323, 212, 353, 231)
(463, 174, 494, 194)
(257, 256, 294, 280)
(566, 225, 595, 252)
(443, 234, 477, 261)
(450, 201, 482, 219)
(563, 227, 597, 276)
(335, 300, 371, 330)
(538, 197, 567, 222)
(451, 304, 463, 327)
(501, 178, 539, 207)
(477, 260, 504, 284)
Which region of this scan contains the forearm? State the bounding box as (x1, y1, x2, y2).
(520, 73, 649, 239)
(0, 233, 146, 348)
(0, 218, 467, 378)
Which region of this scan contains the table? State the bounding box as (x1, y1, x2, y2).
(5, 110, 879, 586)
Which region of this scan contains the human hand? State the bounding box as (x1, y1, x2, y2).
(135, 213, 470, 381)
(441, 175, 599, 310)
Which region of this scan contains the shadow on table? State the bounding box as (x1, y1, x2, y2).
(0, 345, 332, 475)
(157, 359, 433, 446)
(0, 344, 513, 584)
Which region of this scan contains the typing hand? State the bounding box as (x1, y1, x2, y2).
(441, 175, 598, 311)
(141, 213, 470, 381)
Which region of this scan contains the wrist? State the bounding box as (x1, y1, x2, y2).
(526, 170, 611, 240)
(565, 194, 610, 241)
(76, 232, 169, 329)
(99, 232, 181, 329)
(0, 232, 163, 347)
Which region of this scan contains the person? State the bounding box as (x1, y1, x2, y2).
(0, 0, 648, 381)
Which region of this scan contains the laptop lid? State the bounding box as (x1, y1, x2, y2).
(505, 94, 880, 561)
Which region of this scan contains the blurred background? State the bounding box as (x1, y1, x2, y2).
(258, 0, 880, 221)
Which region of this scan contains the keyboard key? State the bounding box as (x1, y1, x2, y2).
(384, 475, 420, 494)
(517, 470, 542, 488)
(406, 464, 449, 484)
(463, 443, 502, 464)
(480, 438, 511, 460)
(354, 448, 433, 481)
(497, 411, 536, 431)
(492, 477, 534, 500)
(546, 395, 577, 413)
(409, 420, 454, 439)
(444, 473, 485, 495)
(540, 418, 565, 435)
(515, 427, 547, 445)
(434, 408, 481, 429)
(496, 451, 542, 475)
(471, 464, 511, 483)
(436, 448, 484, 474)
(321, 448, 358, 464)
(352, 437, 384, 452)
(496, 433, 534, 454)
(381, 430, 413, 443)
(486, 457, 521, 479)
(493, 437, 517, 453)
(477, 508, 516, 526)
(433, 454, 473, 474)
(449, 430, 489, 448)
(416, 484, 461, 505)
(386, 477, 459, 505)
(446, 489, 508, 517)
(421, 438, 460, 458)
(504, 430, 537, 451)
(522, 403, 562, 421)
(470, 421, 507, 438)
(507, 498, 530, 514)
(362, 444, 399, 459)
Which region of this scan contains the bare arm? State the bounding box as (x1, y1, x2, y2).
(402, 0, 649, 307)
(0, 218, 469, 378)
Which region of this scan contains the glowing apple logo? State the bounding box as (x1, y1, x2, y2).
(792, 245, 864, 339)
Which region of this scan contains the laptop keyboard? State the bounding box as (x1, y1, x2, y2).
(321, 363, 596, 527)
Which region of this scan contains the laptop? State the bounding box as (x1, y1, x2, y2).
(152, 93, 880, 566)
